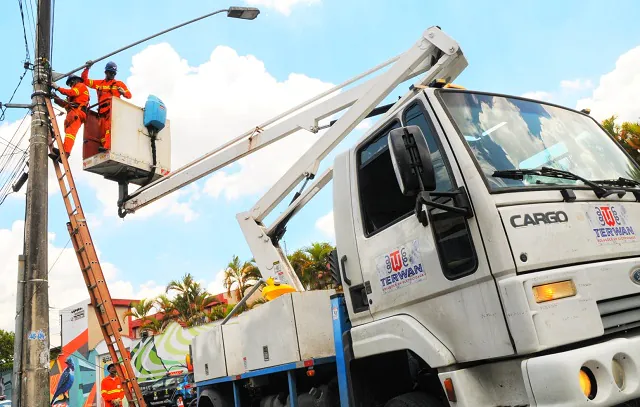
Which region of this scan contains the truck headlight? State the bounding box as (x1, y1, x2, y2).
(532, 280, 576, 303)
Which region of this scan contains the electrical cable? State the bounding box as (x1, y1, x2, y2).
(17, 0, 32, 61)
(14, 237, 72, 321)
(0, 113, 30, 205)
(50, 0, 55, 66)
(0, 68, 29, 122)
(0, 1, 34, 121)
(25, 0, 37, 53)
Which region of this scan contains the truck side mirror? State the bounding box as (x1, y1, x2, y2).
(388, 125, 436, 196)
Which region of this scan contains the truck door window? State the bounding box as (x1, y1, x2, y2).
(403, 102, 478, 280)
(358, 121, 416, 236)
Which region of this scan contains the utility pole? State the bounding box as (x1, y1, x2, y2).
(21, 0, 52, 405)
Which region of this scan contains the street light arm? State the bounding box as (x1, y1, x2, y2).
(56, 6, 258, 81)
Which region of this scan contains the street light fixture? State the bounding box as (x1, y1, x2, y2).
(227, 7, 260, 20)
(57, 6, 261, 81)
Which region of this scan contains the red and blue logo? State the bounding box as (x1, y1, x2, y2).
(590, 205, 636, 244)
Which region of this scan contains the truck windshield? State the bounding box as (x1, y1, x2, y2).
(438, 90, 640, 191)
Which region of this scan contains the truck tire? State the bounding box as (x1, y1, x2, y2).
(384, 392, 444, 407)
(198, 388, 232, 407)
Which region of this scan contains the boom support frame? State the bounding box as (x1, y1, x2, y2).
(121, 26, 467, 290)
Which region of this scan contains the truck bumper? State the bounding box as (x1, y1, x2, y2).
(522, 335, 640, 406)
(438, 334, 640, 406)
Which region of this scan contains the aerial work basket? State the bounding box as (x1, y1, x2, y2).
(82, 96, 171, 186)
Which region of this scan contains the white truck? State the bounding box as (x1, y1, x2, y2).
(114, 26, 640, 407)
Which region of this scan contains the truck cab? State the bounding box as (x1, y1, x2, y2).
(333, 86, 640, 406)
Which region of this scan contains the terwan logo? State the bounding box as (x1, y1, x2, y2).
(599, 206, 616, 227)
(587, 205, 636, 245)
(376, 240, 426, 294)
(389, 250, 404, 272)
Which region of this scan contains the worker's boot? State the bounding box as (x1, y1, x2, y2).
(48, 147, 62, 163)
(48, 147, 70, 163)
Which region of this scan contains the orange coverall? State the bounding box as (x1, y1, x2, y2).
(53, 83, 90, 155)
(101, 374, 125, 407)
(81, 68, 132, 150)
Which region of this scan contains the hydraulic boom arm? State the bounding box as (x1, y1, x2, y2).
(121, 26, 467, 290)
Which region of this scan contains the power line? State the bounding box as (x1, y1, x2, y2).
(17, 0, 32, 61)
(14, 237, 72, 322)
(25, 0, 37, 54)
(0, 112, 30, 206)
(0, 68, 30, 122)
(50, 0, 55, 66)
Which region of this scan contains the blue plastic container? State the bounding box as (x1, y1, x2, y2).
(143, 95, 167, 132)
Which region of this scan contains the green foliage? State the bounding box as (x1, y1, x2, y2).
(223, 256, 261, 302)
(204, 305, 227, 322)
(0, 329, 15, 370)
(165, 273, 216, 327)
(130, 241, 337, 334)
(287, 242, 337, 290)
(602, 115, 640, 178)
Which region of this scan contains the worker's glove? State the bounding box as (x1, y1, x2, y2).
(85, 60, 93, 68)
(117, 87, 126, 95)
(51, 82, 59, 90)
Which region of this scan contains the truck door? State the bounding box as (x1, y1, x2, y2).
(349, 93, 513, 362)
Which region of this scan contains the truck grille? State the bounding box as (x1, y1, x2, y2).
(597, 293, 640, 335)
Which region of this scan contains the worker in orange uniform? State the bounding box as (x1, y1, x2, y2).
(101, 363, 125, 407)
(81, 60, 132, 152)
(49, 75, 90, 162)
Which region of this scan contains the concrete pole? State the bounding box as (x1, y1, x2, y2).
(12, 255, 25, 407)
(20, 0, 52, 406)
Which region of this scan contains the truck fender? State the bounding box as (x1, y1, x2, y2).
(350, 315, 455, 368)
(198, 388, 232, 407)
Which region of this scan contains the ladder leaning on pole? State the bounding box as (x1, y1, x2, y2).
(44, 98, 147, 407)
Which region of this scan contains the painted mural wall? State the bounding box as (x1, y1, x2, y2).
(1, 368, 12, 401)
(50, 298, 220, 407)
(129, 321, 218, 382)
(50, 300, 98, 407)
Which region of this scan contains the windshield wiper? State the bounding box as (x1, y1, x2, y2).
(590, 177, 640, 188)
(492, 167, 626, 198)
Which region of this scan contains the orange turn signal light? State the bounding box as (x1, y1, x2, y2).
(443, 378, 457, 402)
(532, 280, 576, 303)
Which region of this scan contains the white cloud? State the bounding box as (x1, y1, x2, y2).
(124, 42, 335, 203)
(243, 0, 320, 16)
(315, 210, 334, 240)
(576, 45, 640, 122)
(521, 91, 552, 102)
(206, 270, 227, 296)
(560, 78, 593, 91)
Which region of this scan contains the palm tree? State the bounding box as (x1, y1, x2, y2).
(224, 255, 261, 302)
(141, 318, 169, 335)
(288, 249, 313, 289)
(303, 242, 335, 290)
(165, 273, 217, 327)
(204, 305, 227, 322)
(124, 299, 155, 321)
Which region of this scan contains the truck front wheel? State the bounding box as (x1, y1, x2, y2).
(384, 392, 444, 407)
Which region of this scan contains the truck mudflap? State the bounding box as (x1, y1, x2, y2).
(522, 334, 640, 406)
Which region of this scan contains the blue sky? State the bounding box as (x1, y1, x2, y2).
(1, 0, 639, 341)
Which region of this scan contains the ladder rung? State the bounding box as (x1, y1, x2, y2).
(82, 265, 92, 272)
(76, 246, 85, 254)
(58, 172, 67, 180)
(63, 189, 74, 198)
(68, 207, 78, 216)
